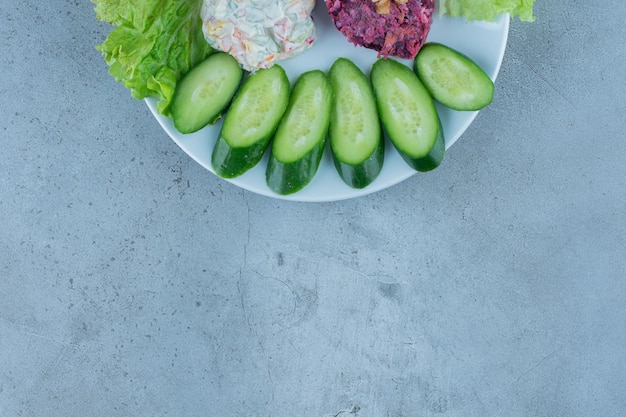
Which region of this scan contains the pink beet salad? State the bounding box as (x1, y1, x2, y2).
(325, 0, 434, 59)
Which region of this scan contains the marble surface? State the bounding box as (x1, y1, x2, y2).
(1, 1, 625, 416)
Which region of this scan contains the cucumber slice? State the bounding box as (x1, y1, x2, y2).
(211, 65, 290, 178)
(266, 70, 332, 195)
(371, 58, 444, 172)
(171, 52, 243, 134)
(415, 43, 494, 111)
(328, 58, 384, 189)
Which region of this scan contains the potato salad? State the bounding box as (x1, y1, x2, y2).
(201, 0, 317, 71)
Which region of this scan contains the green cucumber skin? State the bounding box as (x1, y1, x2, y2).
(371, 58, 444, 172)
(211, 134, 271, 178)
(266, 139, 325, 195)
(328, 58, 384, 189)
(266, 70, 332, 195)
(399, 117, 445, 172)
(415, 43, 494, 111)
(211, 66, 290, 178)
(333, 136, 384, 188)
(171, 52, 243, 134)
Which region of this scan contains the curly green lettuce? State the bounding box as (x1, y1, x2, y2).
(94, 0, 213, 116)
(439, 0, 536, 22)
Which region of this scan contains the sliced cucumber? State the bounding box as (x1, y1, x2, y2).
(266, 70, 332, 195)
(328, 58, 384, 189)
(415, 43, 494, 111)
(171, 52, 243, 134)
(371, 58, 444, 172)
(211, 65, 290, 178)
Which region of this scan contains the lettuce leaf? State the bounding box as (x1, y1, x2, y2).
(439, 0, 536, 22)
(94, 0, 213, 116)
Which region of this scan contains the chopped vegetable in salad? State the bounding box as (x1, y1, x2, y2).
(201, 0, 316, 71)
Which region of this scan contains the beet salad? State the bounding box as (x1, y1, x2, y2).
(325, 0, 434, 59)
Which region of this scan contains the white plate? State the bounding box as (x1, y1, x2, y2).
(146, 2, 510, 202)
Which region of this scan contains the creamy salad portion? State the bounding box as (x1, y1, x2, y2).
(201, 0, 317, 71)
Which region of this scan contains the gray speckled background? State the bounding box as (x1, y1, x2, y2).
(1, 1, 625, 416)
